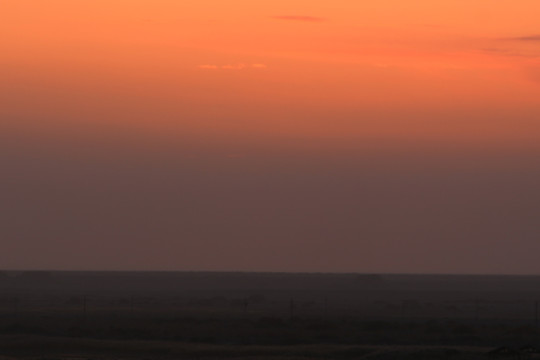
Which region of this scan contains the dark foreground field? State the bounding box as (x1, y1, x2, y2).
(1, 272, 540, 359)
(0, 335, 493, 360)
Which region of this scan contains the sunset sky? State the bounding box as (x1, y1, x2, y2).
(1, 1, 540, 273)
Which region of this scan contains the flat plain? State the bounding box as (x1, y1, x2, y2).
(1, 272, 539, 359)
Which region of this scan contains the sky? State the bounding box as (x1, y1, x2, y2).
(1, 0, 540, 274)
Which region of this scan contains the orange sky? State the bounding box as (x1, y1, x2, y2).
(2, 0, 540, 149)
(3, 1, 540, 273)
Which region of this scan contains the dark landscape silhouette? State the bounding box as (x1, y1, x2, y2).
(1, 271, 540, 359)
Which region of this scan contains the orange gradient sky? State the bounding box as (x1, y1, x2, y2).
(2, 0, 540, 147)
(2, 1, 540, 273)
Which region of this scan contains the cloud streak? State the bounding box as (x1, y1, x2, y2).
(510, 35, 540, 42)
(198, 63, 267, 70)
(477, 35, 540, 60)
(272, 15, 325, 23)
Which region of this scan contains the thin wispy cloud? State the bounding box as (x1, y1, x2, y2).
(509, 35, 540, 42)
(197, 63, 267, 70)
(484, 35, 540, 59)
(272, 15, 325, 23)
(480, 47, 538, 58)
